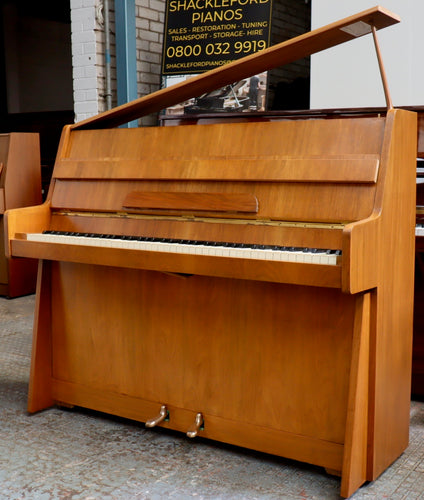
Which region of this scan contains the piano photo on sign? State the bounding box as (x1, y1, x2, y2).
(4, 7, 417, 499)
(183, 72, 267, 113)
(184, 79, 250, 113)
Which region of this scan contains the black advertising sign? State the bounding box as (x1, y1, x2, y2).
(162, 0, 273, 75)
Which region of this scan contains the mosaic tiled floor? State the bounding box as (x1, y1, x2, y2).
(1, 295, 423, 499)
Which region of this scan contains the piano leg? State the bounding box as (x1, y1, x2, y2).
(28, 260, 55, 413)
(341, 293, 370, 498)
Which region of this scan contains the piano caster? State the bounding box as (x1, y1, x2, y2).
(145, 405, 169, 428)
(186, 412, 204, 438)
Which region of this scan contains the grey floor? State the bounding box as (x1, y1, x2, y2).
(1, 294, 423, 500)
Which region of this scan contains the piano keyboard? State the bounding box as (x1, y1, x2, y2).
(25, 231, 342, 265)
(417, 224, 424, 237)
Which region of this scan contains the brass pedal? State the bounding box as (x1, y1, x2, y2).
(186, 412, 204, 438)
(145, 405, 168, 428)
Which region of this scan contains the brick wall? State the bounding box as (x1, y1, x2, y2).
(71, 0, 166, 123)
(135, 0, 165, 125)
(136, 0, 165, 96)
(70, 0, 102, 122)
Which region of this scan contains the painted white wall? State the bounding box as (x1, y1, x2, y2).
(310, 0, 424, 108)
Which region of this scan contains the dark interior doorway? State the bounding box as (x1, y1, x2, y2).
(268, 0, 311, 111)
(0, 0, 74, 196)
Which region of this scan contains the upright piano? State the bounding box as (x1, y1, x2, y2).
(0, 133, 41, 297)
(4, 7, 417, 498)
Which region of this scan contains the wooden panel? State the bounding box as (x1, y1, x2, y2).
(48, 119, 384, 223)
(366, 110, 416, 479)
(123, 191, 259, 213)
(52, 378, 345, 471)
(55, 156, 380, 183)
(66, 120, 385, 160)
(28, 261, 54, 412)
(3, 133, 41, 210)
(0, 188, 4, 214)
(417, 113, 424, 158)
(0, 133, 41, 297)
(50, 179, 377, 223)
(341, 293, 370, 497)
(43, 262, 354, 452)
(4, 202, 51, 258)
(0, 136, 11, 169)
(0, 220, 7, 284)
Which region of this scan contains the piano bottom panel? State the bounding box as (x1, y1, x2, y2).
(11, 238, 342, 288)
(30, 261, 357, 471)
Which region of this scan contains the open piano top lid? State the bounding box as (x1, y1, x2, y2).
(72, 5, 400, 130)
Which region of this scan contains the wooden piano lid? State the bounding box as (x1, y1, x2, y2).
(72, 5, 400, 131)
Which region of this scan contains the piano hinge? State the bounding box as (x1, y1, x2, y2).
(54, 210, 345, 230)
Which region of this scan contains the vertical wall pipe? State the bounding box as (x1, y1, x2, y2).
(115, 0, 137, 127)
(104, 0, 112, 110)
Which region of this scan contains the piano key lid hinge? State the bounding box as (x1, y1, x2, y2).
(54, 211, 345, 230)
